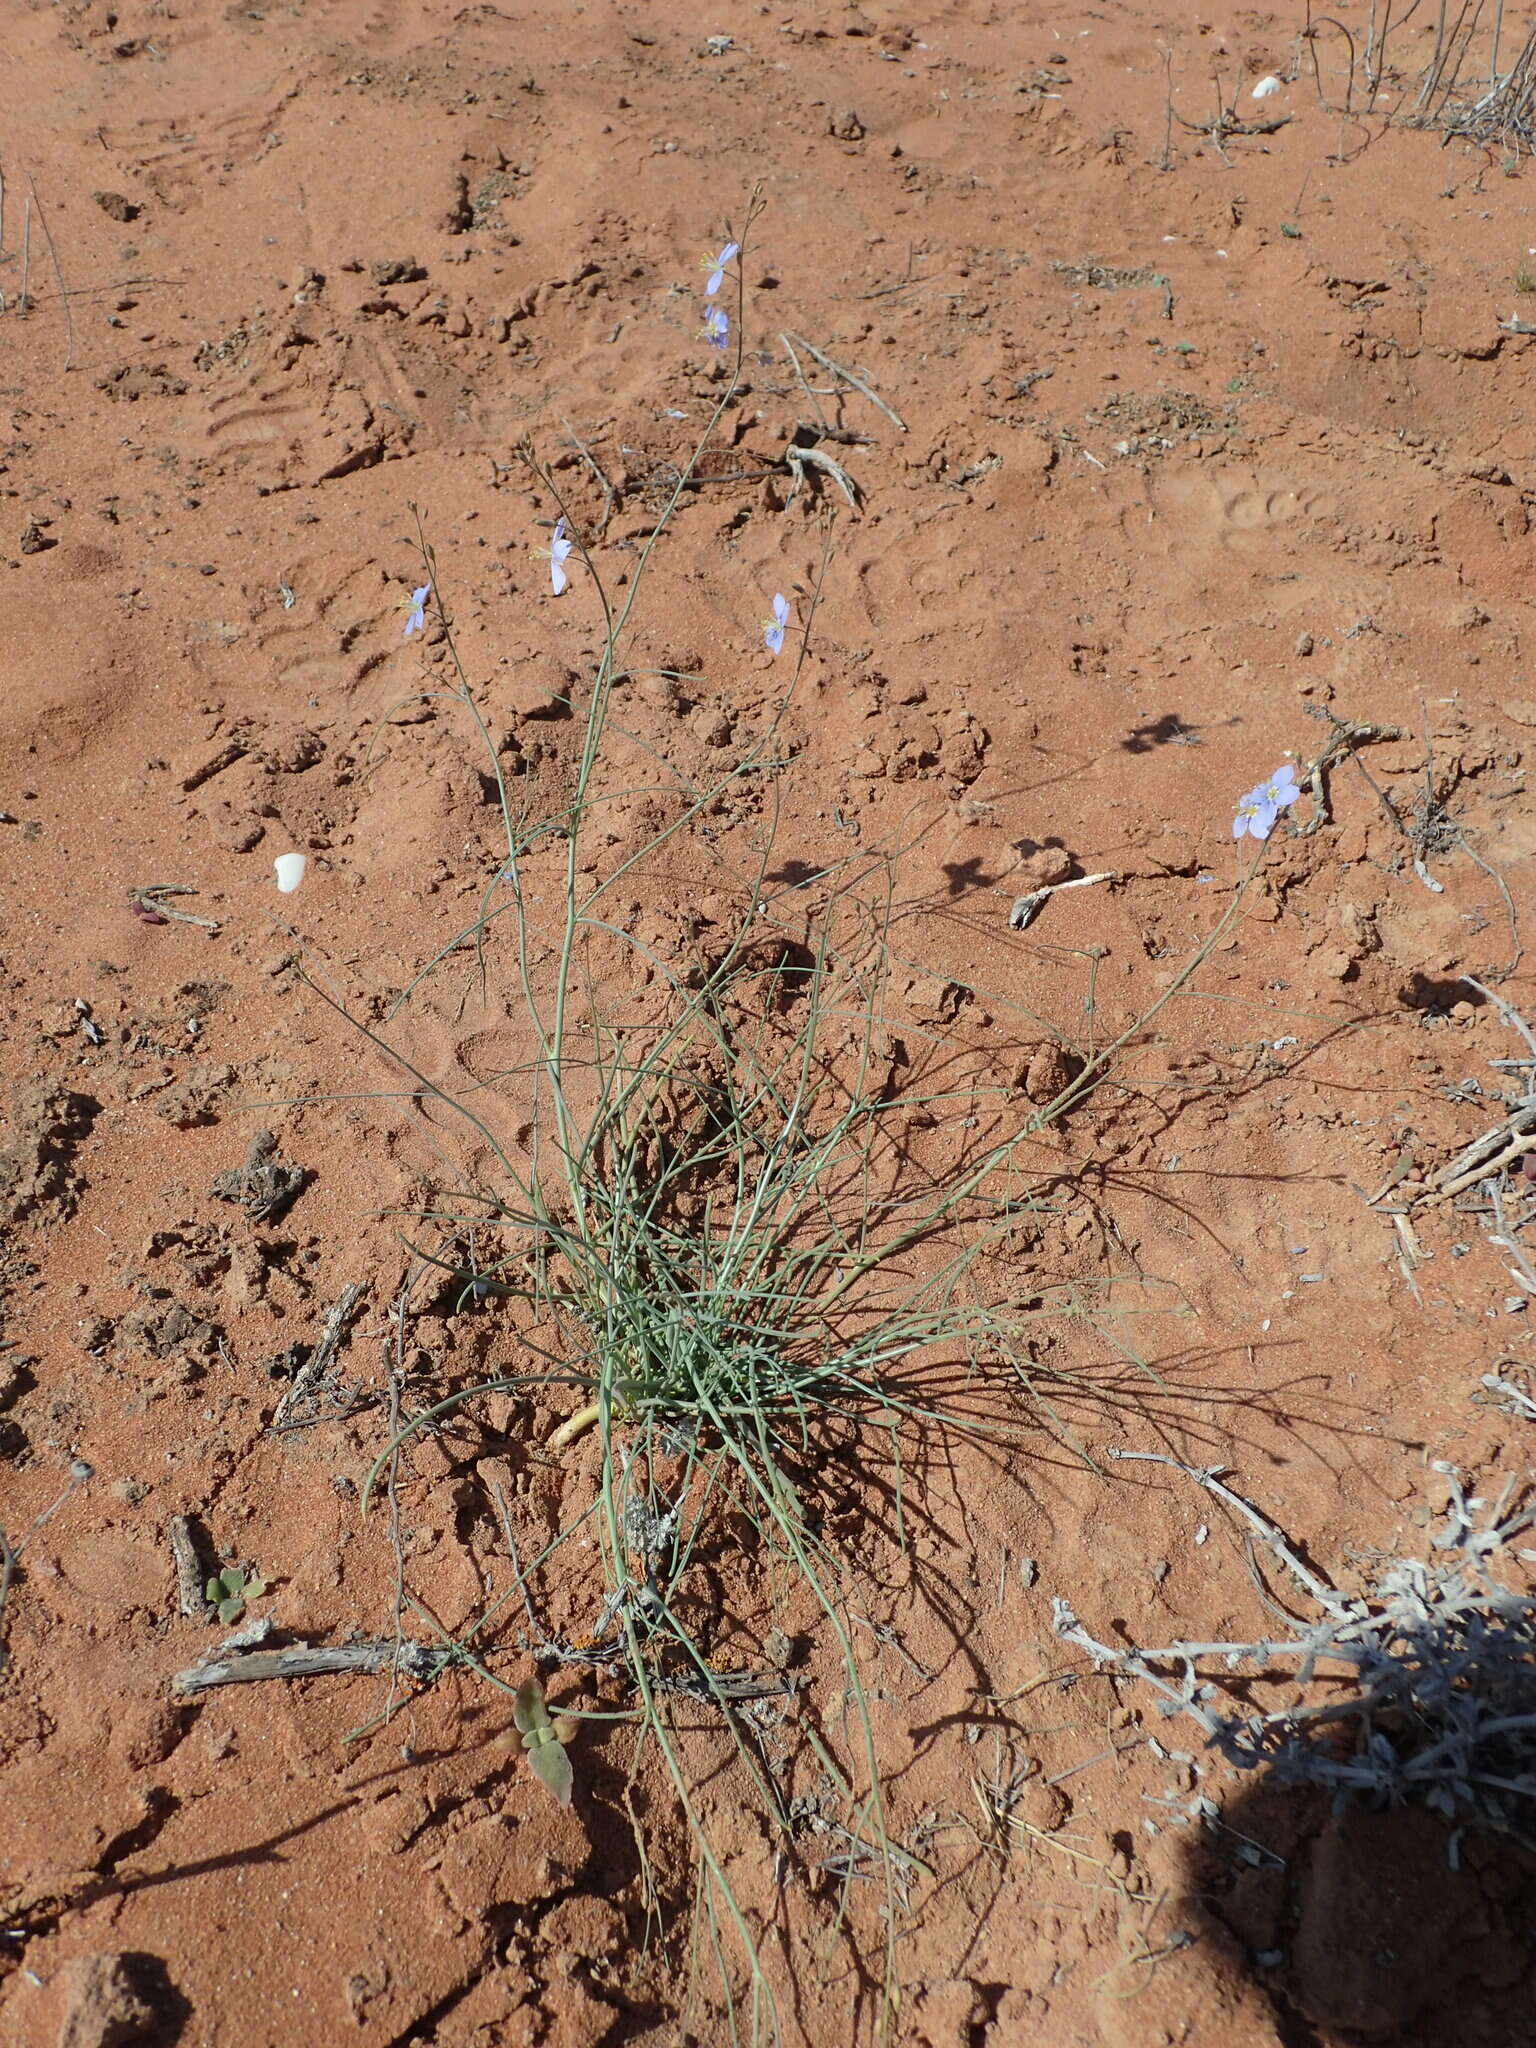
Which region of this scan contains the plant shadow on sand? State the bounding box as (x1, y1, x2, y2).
(1173, 1783, 1536, 2047)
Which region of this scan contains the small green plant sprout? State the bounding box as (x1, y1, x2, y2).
(1280, 220, 1303, 238)
(513, 1677, 575, 1805)
(205, 1563, 268, 1626)
(1515, 264, 1536, 294)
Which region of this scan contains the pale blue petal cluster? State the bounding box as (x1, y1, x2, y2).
(1232, 762, 1302, 840)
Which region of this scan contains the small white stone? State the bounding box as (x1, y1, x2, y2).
(1251, 73, 1283, 99)
(273, 853, 307, 894)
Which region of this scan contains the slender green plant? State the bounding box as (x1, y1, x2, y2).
(328, 198, 1275, 2041)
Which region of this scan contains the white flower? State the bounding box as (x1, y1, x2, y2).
(542, 516, 573, 596)
(401, 582, 431, 637)
(1251, 74, 1283, 99)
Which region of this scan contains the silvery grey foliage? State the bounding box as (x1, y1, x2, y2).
(1053, 1414, 1536, 1840)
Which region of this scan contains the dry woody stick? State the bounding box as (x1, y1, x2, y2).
(1009, 871, 1115, 932)
(779, 329, 908, 432)
(174, 1634, 442, 1696)
(26, 176, 75, 371)
(128, 883, 221, 931)
(271, 1281, 366, 1429)
(166, 1514, 215, 1621)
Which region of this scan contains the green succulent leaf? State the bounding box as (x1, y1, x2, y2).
(512, 1677, 573, 1803)
(526, 1737, 574, 1805)
(513, 1676, 550, 1738)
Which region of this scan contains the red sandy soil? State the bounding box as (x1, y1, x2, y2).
(6, 1, 1536, 2043)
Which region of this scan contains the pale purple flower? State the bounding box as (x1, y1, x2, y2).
(1232, 787, 1272, 841)
(703, 240, 739, 298)
(402, 583, 431, 637)
(763, 593, 789, 656)
(702, 305, 729, 351)
(1232, 762, 1301, 841)
(1257, 763, 1302, 812)
(546, 516, 573, 596)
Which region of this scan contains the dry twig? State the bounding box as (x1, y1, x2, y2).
(1294, 704, 1404, 836)
(271, 1282, 365, 1428)
(167, 1514, 214, 1621)
(27, 176, 75, 370)
(1009, 871, 1115, 932)
(780, 330, 907, 432)
(128, 883, 221, 931)
(174, 1631, 442, 1696)
(784, 441, 860, 509)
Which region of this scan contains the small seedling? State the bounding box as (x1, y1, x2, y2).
(206, 1563, 268, 1625)
(1515, 265, 1536, 294)
(1280, 221, 1302, 239)
(513, 1676, 575, 1805)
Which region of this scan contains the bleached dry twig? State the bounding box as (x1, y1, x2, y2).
(1009, 871, 1115, 932)
(174, 1634, 442, 1696)
(780, 330, 908, 432)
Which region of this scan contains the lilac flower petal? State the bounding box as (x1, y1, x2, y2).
(547, 517, 573, 596)
(1245, 764, 1302, 825)
(403, 582, 431, 637)
(1232, 771, 1285, 838)
(704, 240, 740, 296)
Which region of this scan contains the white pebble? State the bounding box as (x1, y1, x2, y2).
(1251, 74, 1283, 98)
(273, 853, 307, 894)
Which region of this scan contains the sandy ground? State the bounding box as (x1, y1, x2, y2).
(5, 0, 1536, 2042)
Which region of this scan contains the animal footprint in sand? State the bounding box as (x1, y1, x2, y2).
(106, 94, 296, 207)
(1124, 467, 1342, 559)
(198, 331, 418, 489)
(254, 558, 390, 704)
(1215, 475, 1339, 540)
